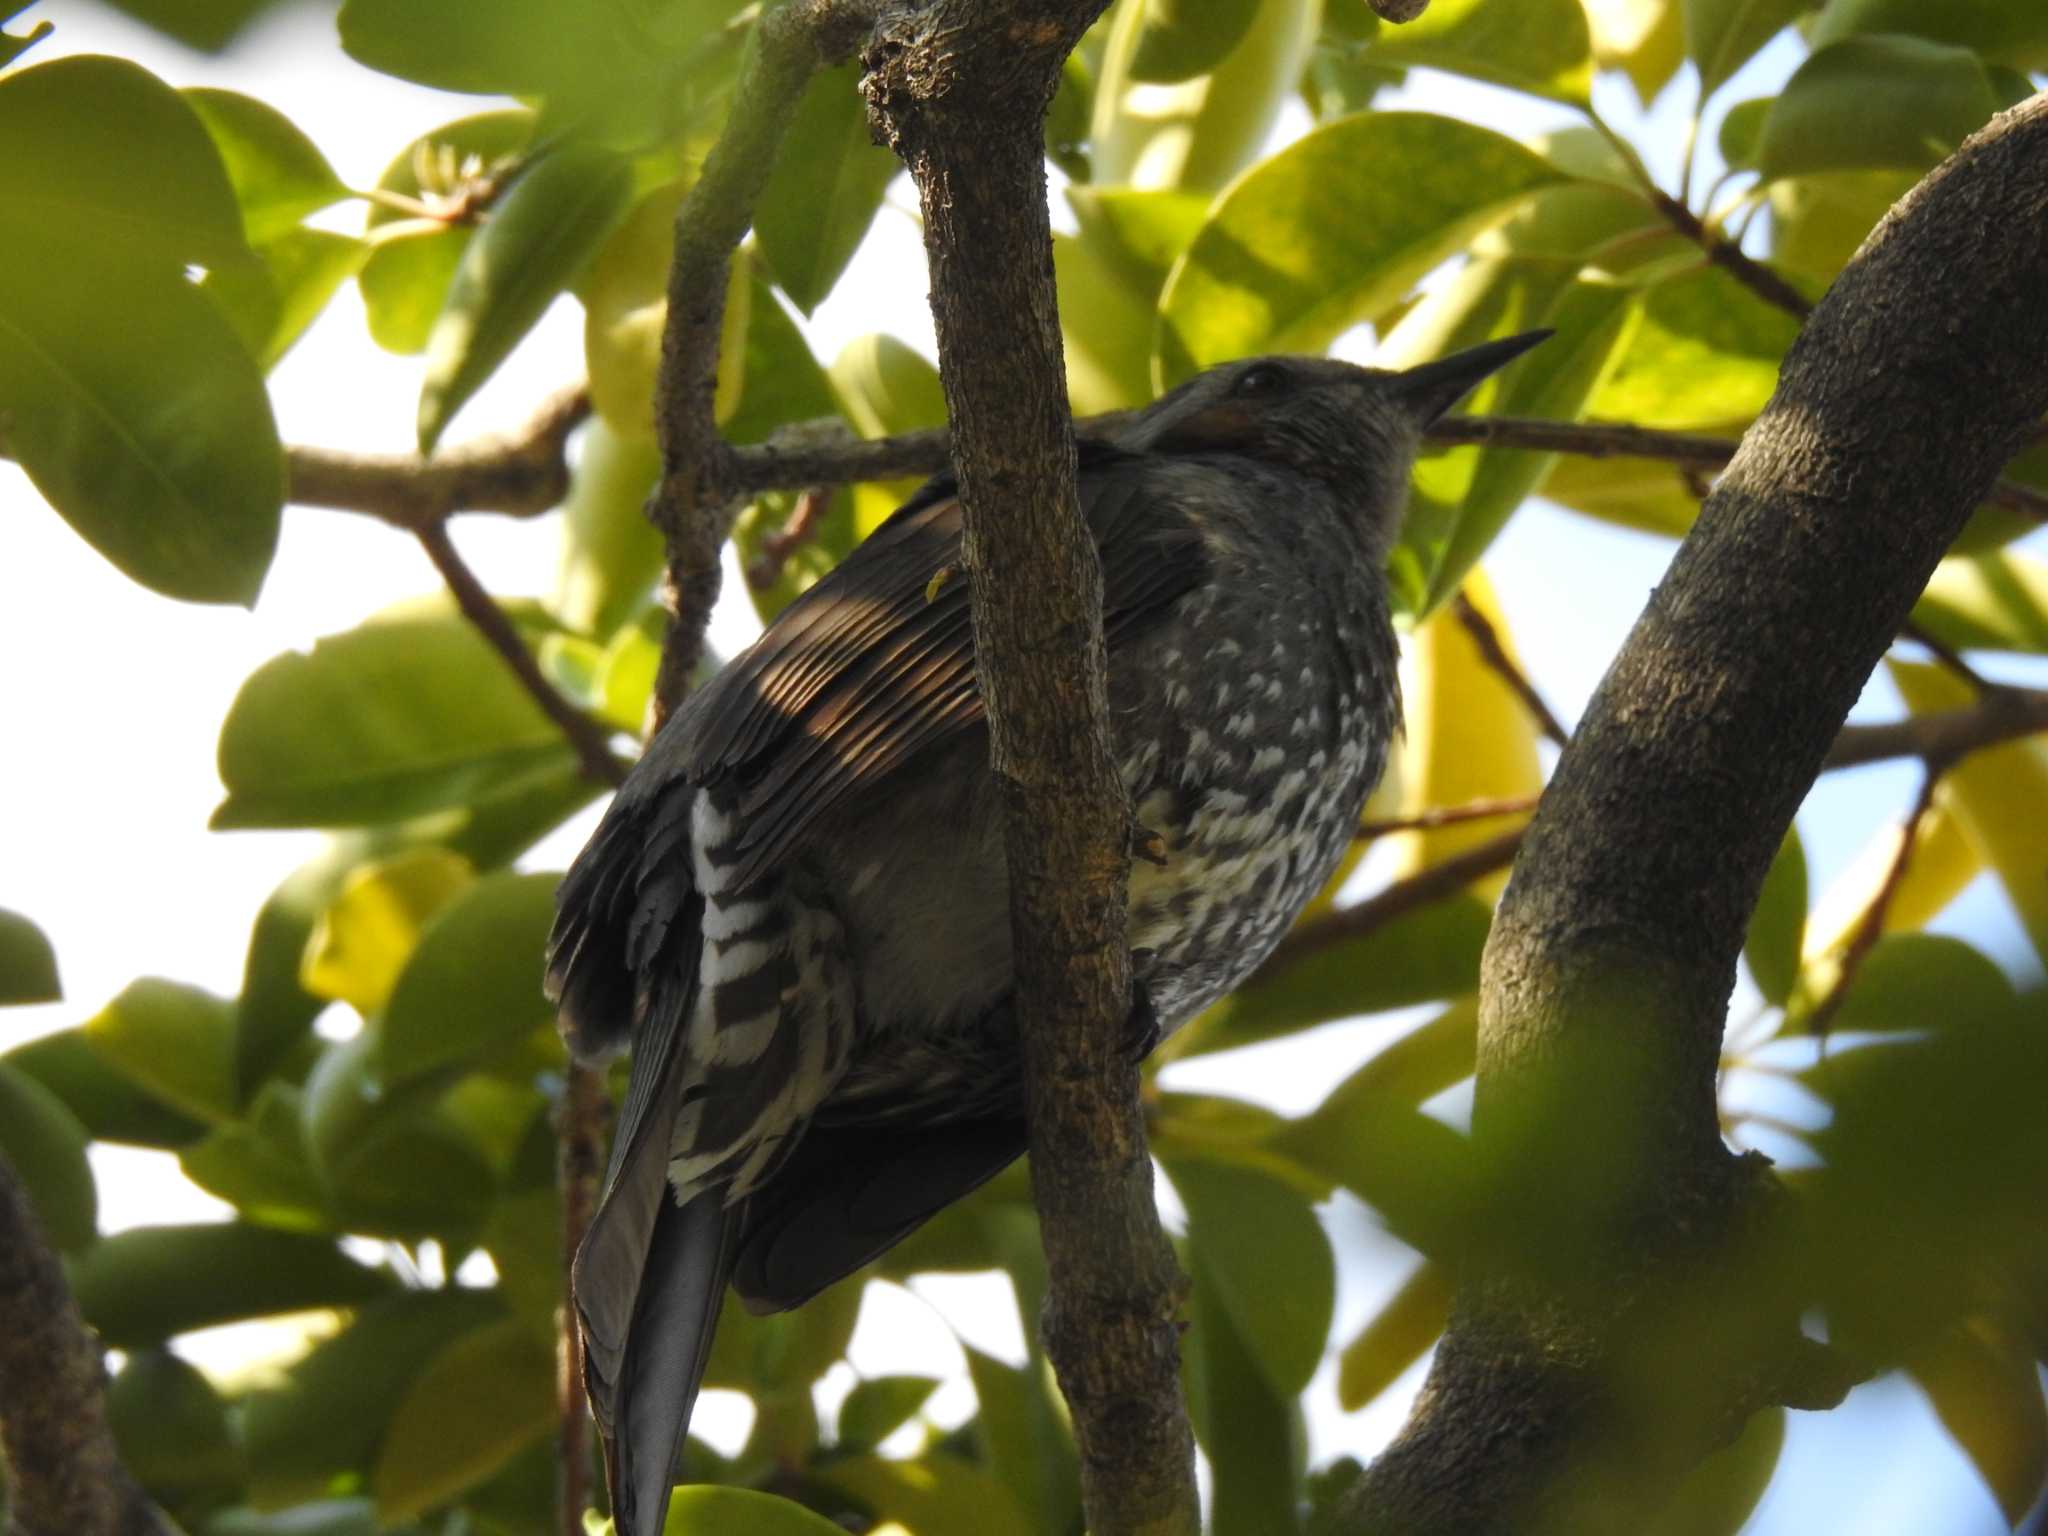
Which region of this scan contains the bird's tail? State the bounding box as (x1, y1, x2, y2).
(586, 1187, 738, 1536)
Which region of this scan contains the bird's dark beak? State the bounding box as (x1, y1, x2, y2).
(1391, 329, 1553, 425)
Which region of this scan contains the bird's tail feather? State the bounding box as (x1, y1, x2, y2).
(602, 1188, 737, 1536)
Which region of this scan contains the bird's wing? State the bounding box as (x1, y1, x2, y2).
(663, 441, 1211, 888)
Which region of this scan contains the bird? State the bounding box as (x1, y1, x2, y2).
(545, 328, 1550, 1534)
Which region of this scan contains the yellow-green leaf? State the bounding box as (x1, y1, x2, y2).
(1909, 1319, 2048, 1525)
(302, 848, 477, 1013)
(373, 1317, 555, 1519)
(1336, 1262, 1451, 1410)
(1367, 0, 1594, 103)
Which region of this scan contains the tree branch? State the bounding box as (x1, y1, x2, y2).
(864, 6, 1199, 1533)
(645, 0, 878, 724)
(0, 1154, 168, 1536)
(554, 1063, 610, 1536)
(412, 522, 629, 788)
(1336, 93, 2048, 1535)
(1451, 593, 1569, 748)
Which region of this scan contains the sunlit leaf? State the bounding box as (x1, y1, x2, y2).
(1366, 0, 1595, 103)
(71, 1223, 393, 1347)
(1645, 1406, 1785, 1536)
(204, 228, 368, 373)
(1683, 0, 1808, 98)
(1755, 36, 1999, 182)
(1890, 662, 2048, 969)
(555, 419, 666, 637)
(84, 979, 238, 1125)
(1909, 1319, 2048, 1525)
(183, 87, 348, 244)
(1336, 1262, 1451, 1410)
(373, 1317, 555, 1519)
(213, 614, 581, 829)
(1585, 0, 1684, 102)
(1913, 550, 2048, 655)
(1156, 114, 1567, 386)
(756, 61, 900, 313)
(243, 1290, 506, 1506)
(1588, 267, 1800, 430)
(1808, 0, 2048, 68)
(1092, 0, 1319, 194)
(420, 143, 633, 450)
(1766, 166, 1917, 282)
(1126, 0, 1262, 81)
(0, 907, 60, 1005)
(380, 871, 559, 1081)
(0, 1028, 207, 1150)
(0, 55, 247, 271)
(179, 1081, 329, 1232)
(0, 1061, 97, 1251)
(301, 847, 476, 1013)
(0, 233, 283, 606)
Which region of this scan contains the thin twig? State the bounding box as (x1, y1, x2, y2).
(290, 386, 591, 530)
(1649, 188, 1815, 320)
(745, 485, 835, 590)
(555, 1062, 610, 1536)
(1899, 619, 1996, 693)
(1452, 592, 1570, 748)
(1801, 769, 1942, 1036)
(1357, 795, 1542, 840)
(1822, 686, 2048, 770)
(413, 522, 630, 787)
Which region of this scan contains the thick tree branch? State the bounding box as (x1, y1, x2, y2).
(0, 1154, 167, 1536)
(864, 6, 1198, 1534)
(646, 0, 878, 723)
(413, 522, 629, 788)
(1337, 94, 2048, 1535)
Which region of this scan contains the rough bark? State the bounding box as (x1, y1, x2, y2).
(862, 7, 1201, 1534)
(1337, 92, 2048, 1536)
(0, 1155, 166, 1536)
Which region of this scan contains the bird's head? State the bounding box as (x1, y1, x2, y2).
(1118, 330, 1552, 555)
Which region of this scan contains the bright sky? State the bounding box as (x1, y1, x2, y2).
(1, 3, 2039, 1531)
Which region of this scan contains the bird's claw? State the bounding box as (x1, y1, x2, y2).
(1130, 821, 1169, 867)
(1122, 977, 1162, 1062)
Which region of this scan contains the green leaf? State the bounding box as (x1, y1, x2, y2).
(756, 61, 900, 313)
(303, 847, 477, 1014)
(420, 143, 634, 450)
(662, 1487, 850, 1536)
(213, 614, 581, 829)
(0, 907, 60, 1004)
(1155, 113, 1568, 386)
(1286, 999, 1478, 1123)
(243, 1290, 505, 1506)
(0, 233, 284, 606)
(1913, 551, 2048, 654)
(85, 979, 239, 1125)
(1128, 0, 1264, 82)
(1585, 0, 1685, 102)
(381, 871, 560, 1081)
(1682, 0, 1809, 97)
(1821, 934, 2014, 1036)
(1420, 278, 1642, 613)
(1587, 267, 1801, 429)
(1185, 1254, 1302, 1536)
(1055, 229, 1163, 415)
(97, 0, 286, 51)
(1273, 1096, 1477, 1255)
(1744, 829, 1807, 1007)
(299, 1031, 503, 1240)
(702, 1275, 863, 1396)
(1766, 166, 1918, 281)
(961, 1346, 1082, 1536)
(1, 1028, 207, 1149)
(830, 334, 949, 442)
(71, 1223, 394, 1347)
(1366, 0, 1595, 103)
(1164, 1156, 1334, 1397)
(179, 1081, 329, 1232)
(1809, 0, 2048, 68)
(1336, 1262, 1451, 1410)
(207, 1501, 393, 1536)
(0, 55, 248, 271)
(373, 1317, 555, 1520)
(838, 1375, 941, 1452)
(107, 1349, 244, 1516)
(0, 6, 52, 66)
(1539, 448, 1704, 539)
(183, 88, 348, 244)
(0, 1061, 97, 1251)
(1176, 894, 1492, 1058)
(555, 421, 665, 636)
(1092, 0, 1320, 194)
(1645, 1406, 1785, 1536)
(818, 1452, 1035, 1536)
(1908, 1320, 2048, 1525)
(203, 228, 369, 373)
(1717, 96, 1772, 169)
(358, 110, 534, 355)
(1755, 36, 1999, 182)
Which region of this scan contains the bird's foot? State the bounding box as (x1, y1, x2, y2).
(1130, 820, 1169, 867)
(1122, 975, 1162, 1062)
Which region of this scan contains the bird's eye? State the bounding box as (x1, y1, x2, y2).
(1233, 362, 1289, 398)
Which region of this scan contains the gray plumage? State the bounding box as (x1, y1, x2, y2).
(544, 331, 1550, 1535)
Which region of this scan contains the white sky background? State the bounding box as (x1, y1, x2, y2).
(2, 3, 2042, 1531)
